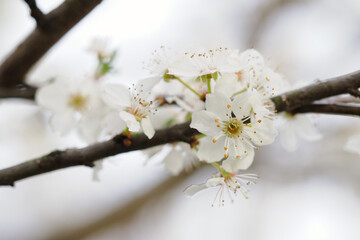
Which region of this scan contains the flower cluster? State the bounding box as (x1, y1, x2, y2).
(35, 42, 326, 205)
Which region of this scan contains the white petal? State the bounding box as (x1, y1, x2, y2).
(222, 146, 255, 172)
(101, 84, 131, 108)
(137, 76, 160, 93)
(344, 134, 360, 155)
(197, 136, 226, 163)
(205, 177, 225, 187)
(36, 80, 69, 112)
(232, 91, 252, 118)
(243, 119, 278, 145)
(280, 121, 299, 152)
(141, 117, 155, 139)
(295, 115, 322, 141)
(101, 112, 127, 136)
(214, 73, 237, 98)
(190, 110, 220, 137)
(205, 93, 231, 119)
(163, 150, 183, 175)
(119, 111, 140, 132)
(49, 110, 76, 135)
(183, 183, 208, 197)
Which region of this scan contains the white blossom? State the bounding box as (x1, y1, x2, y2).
(36, 78, 101, 135)
(190, 92, 278, 172)
(184, 171, 259, 206)
(277, 113, 322, 151)
(102, 81, 157, 139)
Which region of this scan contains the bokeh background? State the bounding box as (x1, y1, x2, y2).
(0, 0, 360, 239)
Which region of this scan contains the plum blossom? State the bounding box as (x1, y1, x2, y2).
(163, 142, 200, 175)
(184, 171, 259, 206)
(278, 113, 322, 151)
(172, 47, 240, 78)
(36, 78, 101, 135)
(190, 92, 278, 172)
(102, 82, 157, 139)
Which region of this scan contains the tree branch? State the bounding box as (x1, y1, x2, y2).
(0, 70, 360, 186)
(348, 88, 360, 98)
(0, 0, 103, 87)
(23, 0, 46, 28)
(291, 103, 360, 116)
(271, 70, 360, 112)
(0, 84, 37, 100)
(0, 122, 197, 186)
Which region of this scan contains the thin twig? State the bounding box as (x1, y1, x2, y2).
(23, 0, 46, 28)
(292, 103, 360, 116)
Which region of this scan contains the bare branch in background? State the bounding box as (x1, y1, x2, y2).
(47, 170, 200, 240)
(0, 0, 103, 88)
(0, 70, 359, 186)
(246, 0, 300, 47)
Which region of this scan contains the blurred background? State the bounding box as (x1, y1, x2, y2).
(0, 0, 360, 239)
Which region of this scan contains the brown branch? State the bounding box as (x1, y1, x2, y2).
(0, 0, 103, 87)
(0, 84, 36, 100)
(271, 70, 360, 112)
(0, 122, 197, 186)
(348, 88, 360, 98)
(0, 70, 360, 186)
(291, 104, 360, 116)
(23, 0, 46, 28)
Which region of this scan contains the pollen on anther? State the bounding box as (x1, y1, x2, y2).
(212, 138, 216, 143)
(227, 104, 231, 109)
(224, 147, 228, 150)
(215, 118, 219, 122)
(266, 77, 270, 81)
(260, 140, 263, 143)
(258, 120, 262, 123)
(217, 124, 220, 127)
(224, 153, 228, 158)
(256, 147, 259, 150)
(239, 106, 242, 109)
(254, 131, 257, 134)
(236, 155, 241, 158)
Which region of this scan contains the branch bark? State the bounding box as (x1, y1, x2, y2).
(271, 70, 360, 112)
(0, 70, 359, 186)
(292, 103, 360, 116)
(0, 0, 103, 87)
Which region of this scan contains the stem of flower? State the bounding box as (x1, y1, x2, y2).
(174, 76, 202, 98)
(232, 88, 247, 97)
(207, 78, 212, 94)
(211, 162, 222, 171)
